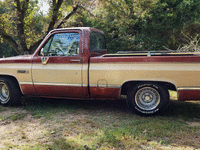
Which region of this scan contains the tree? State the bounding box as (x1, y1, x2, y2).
(0, 0, 92, 55)
(0, 42, 17, 58)
(1, 0, 200, 55)
(87, 0, 200, 53)
(142, 0, 200, 50)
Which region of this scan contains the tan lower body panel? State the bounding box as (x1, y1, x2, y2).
(89, 62, 200, 100)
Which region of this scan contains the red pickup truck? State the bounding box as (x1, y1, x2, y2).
(0, 27, 200, 116)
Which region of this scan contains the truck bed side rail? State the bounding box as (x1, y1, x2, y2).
(102, 51, 200, 57)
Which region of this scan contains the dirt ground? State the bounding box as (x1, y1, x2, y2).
(0, 104, 99, 149)
(0, 109, 48, 148)
(0, 98, 200, 150)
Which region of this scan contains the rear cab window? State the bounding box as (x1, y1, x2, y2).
(90, 32, 106, 52)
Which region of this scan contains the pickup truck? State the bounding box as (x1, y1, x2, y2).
(0, 27, 200, 116)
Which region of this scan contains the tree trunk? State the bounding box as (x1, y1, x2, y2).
(14, 0, 29, 54)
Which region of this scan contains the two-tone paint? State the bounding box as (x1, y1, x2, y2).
(89, 55, 200, 101)
(0, 27, 200, 101)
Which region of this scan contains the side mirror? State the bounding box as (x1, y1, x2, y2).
(40, 48, 45, 56)
(40, 48, 49, 65)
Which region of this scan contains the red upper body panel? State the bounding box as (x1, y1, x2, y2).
(0, 55, 33, 64)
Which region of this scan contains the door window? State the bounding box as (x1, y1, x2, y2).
(40, 33, 80, 56)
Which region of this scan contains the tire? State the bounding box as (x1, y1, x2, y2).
(0, 77, 21, 106)
(127, 82, 169, 116)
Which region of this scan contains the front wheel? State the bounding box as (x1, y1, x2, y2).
(127, 82, 169, 116)
(0, 77, 21, 106)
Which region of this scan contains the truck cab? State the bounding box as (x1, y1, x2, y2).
(25, 27, 107, 100)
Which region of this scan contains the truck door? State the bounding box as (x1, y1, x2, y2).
(32, 30, 83, 98)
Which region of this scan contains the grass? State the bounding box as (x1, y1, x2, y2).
(9, 113, 26, 121)
(0, 105, 26, 121)
(0, 106, 6, 112)
(0, 95, 200, 150)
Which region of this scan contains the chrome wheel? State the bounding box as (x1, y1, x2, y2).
(0, 82, 10, 103)
(135, 87, 160, 111)
(127, 82, 169, 116)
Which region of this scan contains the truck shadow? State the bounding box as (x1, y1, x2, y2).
(21, 97, 130, 114)
(21, 97, 200, 120)
(163, 100, 200, 120)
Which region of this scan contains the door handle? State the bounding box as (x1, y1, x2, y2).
(70, 59, 81, 63)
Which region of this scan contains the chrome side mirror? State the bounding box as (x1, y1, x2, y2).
(40, 48, 49, 65)
(41, 48, 45, 56)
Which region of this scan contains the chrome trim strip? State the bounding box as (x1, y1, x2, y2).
(19, 81, 33, 85)
(20, 82, 121, 88)
(90, 84, 121, 88)
(178, 87, 200, 90)
(82, 31, 84, 53)
(108, 85, 121, 88)
(33, 82, 87, 87)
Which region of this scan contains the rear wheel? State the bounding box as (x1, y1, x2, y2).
(0, 77, 21, 106)
(127, 82, 169, 116)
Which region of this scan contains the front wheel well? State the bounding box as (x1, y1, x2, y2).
(0, 75, 22, 95)
(120, 81, 177, 96)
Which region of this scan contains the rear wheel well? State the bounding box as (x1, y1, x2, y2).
(121, 81, 177, 96)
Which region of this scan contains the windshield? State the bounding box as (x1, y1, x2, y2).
(90, 32, 106, 52)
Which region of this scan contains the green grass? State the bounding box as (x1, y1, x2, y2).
(0, 96, 200, 149)
(9, 113, 26, 121)
(0, 106, 6, 112)
(21, 97, 74, 119)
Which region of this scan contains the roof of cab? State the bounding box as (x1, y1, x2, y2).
(49, 27, 104, 34)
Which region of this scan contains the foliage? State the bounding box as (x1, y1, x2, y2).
(0, 0, 47, 54)
(0, 0, 92, 55)
(0, 42, 17, 58)
(85, 0, 200, 53)
(164, 31, 200, 52)
(1, 0, 200, 55)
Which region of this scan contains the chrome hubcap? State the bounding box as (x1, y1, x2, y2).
(0, 82, 9, 103)
(135, 87, 160, 110)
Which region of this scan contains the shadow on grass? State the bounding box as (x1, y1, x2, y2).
(20, 96, 130, 118)
(21, 97, 200, 120)
(163, 100, 200, 120)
